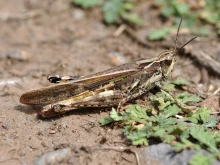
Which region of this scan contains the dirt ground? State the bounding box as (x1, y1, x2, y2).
(0, 1, 219, 165)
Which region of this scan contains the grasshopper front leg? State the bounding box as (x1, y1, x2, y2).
(116, 71, 162, 112)
(155, 82, 194, 114)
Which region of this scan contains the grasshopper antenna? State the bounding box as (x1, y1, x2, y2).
(175, 18, 197, 53)
(174, 18, 183, 54)
(179, 36, 197, 51)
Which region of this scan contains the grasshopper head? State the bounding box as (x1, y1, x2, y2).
(157, 50, 176, 79)
(156, 18, 197, 80)
(157, 37, 197, 79)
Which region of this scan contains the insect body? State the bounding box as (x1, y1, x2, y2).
(20, 50, 175, 117)
(20, 19, 196, 117)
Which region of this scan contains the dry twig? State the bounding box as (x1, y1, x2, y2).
(185, 47, 220, 75)
(0, 9, 43, 21)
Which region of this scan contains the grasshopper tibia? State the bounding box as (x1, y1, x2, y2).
(155, 82, 195, 113)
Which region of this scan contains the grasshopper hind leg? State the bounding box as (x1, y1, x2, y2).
(116, 95, 134, 113)
(47, 75, 81, 83)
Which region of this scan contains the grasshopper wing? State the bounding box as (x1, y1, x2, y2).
(20, 68, 139, 105)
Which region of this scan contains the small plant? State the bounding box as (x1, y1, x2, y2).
(72, 0, 143, 25)
(149, 0, 220, 40)
(100, 78, 220, 164)
(189, 153, 213, 165)
(72, 0, 220, 40)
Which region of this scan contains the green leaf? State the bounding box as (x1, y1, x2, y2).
(197, 107, 211, 124)
(123, 105, 148, 124)
(213, 131, 220, 144)
(177, 92, 201, 104)
(164, 124, 179, 133)
(158, 115, 176, 127)
(180, 129, 190, 139)
(182, 107, 212, 124)
(183, 16, 198, 28)
(152, 128, 176, 143)
(160, 6, 174, 17)
(189, 153, 213, 165)
(126, 131, 148, 146)
(163, 134, 176, 143)
(102, 0, 123, 24)
(174, 3, 189, 15)
(123, 2, 134, 10)
(170, 78, 189, 86)
(110, 108, 123, 121)
(156, 90, 173, 102)
(204, 12, 219, 24)
(156, 97, 171, 111)
(173, 138, 201, 152)
(204, 115, 217, 128)
(191, 27, 210, 36)
(131, 137, 148, 146)
(125, 105, 147, 119)
(161, 83, 176, 91)
(218, 28, 220, 35)
(73, 0, 101, 9)
(148, 28, 172, 41)
(164, 104, 181, 118)
(123, 125, 133, 136)
(148, 116, 157, 122)
(182, 117, 198, 124)
(190, 127, 219, 154)
(121, 12, 143, 25)
(155, 0, 166, 4)
(99, 116, 114, 125)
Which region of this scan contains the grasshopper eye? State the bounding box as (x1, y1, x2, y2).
(161, 59, 172, 66)
(53, 104, 62, 112)
(160, 59, 173, 77)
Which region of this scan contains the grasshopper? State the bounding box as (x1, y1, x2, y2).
(20, 19, 196, 117)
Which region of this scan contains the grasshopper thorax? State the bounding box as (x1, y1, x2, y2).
(157, 50, 176, 79)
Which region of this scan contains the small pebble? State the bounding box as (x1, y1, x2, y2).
(7, 50, 30, 61)
(49, 130, 56, 134)
(72, 9, 85, 20)
(108, 52, 128, 65)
